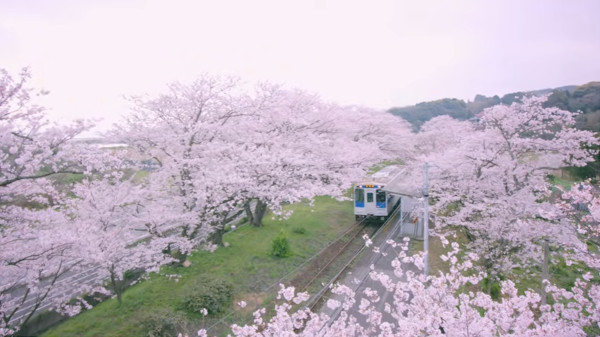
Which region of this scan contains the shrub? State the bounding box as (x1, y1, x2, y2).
(81, 289, 112, 307)
(169, 249, 188, 265)
(16, 310, 67, 337)
(482, 277, 502, 301)
(141, 309, 186, 337)
(270, 231, 292, 258)
(292, 227, 307, 235)
(180, 276, 233, 315)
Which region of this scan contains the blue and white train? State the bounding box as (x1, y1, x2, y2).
(354, 166, 402, 221)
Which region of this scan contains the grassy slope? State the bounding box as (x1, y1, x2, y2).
(42, 196, 353, 337)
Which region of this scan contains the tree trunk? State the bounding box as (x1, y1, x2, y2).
(244, 201, 254, 225)
(163, 243, 188, 265)
(208, 224, 225, 246)
(251, 200, 267, 227)
(109, 265, 122, 305)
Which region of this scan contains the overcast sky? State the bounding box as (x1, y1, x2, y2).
(1, 0, 599, 133)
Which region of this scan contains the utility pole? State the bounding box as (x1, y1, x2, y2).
(541, 239, 550, 305)
(423, 162, 430, 276)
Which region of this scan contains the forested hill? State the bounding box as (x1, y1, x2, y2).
(389, 82, 600, 132)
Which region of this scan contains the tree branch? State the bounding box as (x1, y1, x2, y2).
(0, 170, 82, 187)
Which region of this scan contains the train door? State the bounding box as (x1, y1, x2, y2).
(364, 189, 377, 215)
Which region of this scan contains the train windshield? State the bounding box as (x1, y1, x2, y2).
(376, 189, 386, 208)
(354, 188, 365, 207)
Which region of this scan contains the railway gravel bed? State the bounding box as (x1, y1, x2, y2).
(285, 209, 403, 306)
(306, 208, 403, 312)
(287, 220, 378, 294)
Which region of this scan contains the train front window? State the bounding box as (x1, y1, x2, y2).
(376, 190, 386, 203)
(354, 188, 365, 207)
(376, 189, 386, 208)
(367, 193, 373, 202)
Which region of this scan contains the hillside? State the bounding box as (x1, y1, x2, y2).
(389, 82, 600, 132)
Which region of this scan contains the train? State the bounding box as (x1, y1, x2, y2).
(354, 166, 402, 221)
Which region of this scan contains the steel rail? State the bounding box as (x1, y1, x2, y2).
(297, 216, 373, 293)
(304, 204, 403, 312)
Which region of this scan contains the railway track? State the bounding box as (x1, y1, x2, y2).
(287, 217, 375, 293)
(284, 206, 402, 311)
(303, 206, 403, 312)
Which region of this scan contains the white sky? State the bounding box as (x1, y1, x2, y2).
(1, 0, 599, 134)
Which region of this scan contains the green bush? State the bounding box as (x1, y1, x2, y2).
(270, 231, 292, 258)
(168, 249, 188, 265)
(180, 276, 233, 315)
(17, 310, 67, 337)
(141, 309, 186, 337)
(482, 277, 502, 301)
(81, 289, 111, 307)
(292, 227, 307, 235)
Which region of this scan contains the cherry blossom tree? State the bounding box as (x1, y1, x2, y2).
(115, 77, 413, 243)
(0, 68, 158, 335)
(401, 96, 598, 288)
(62, 174, 191, 306)
(556, 181, 600, 270)
(229, 85, 413, 227)
(559, 182, 600, 238)
(0, 68, 110, 335)
(114, 76, 256, 247)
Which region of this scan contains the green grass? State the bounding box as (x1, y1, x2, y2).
(368, 158, 404, 174)
(413, 226, 599, 299)
(132, 170, 150, 183)
(42, 196, 353, 337)
(547, 172, 579, 189)
(549, 176, 575, 189)
(421, 227, 471, 276)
